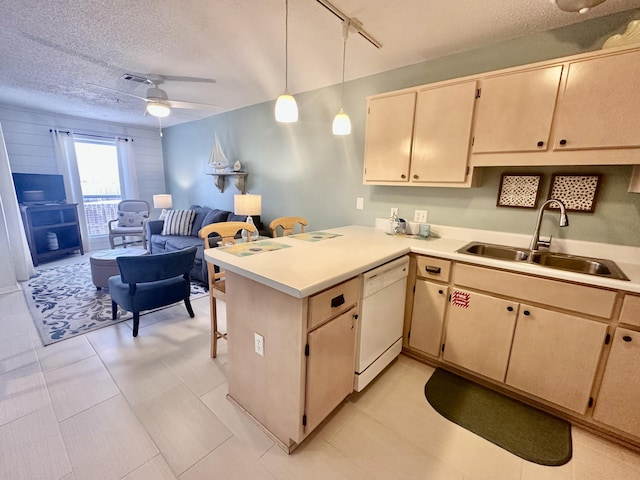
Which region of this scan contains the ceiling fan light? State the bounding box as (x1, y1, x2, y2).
(146, 101, 171, 118)
(332, 108, 351, 135)
(550, 0, 607, 13)
(275, 92, 298, 122)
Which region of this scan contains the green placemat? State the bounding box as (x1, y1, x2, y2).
(425, 368, 572, 466)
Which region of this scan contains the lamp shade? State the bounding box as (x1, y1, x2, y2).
(332, 108, 352, 135)
(146, 101, 171, 118)
(275, 93, 298, 122)
(234, 194, 262, 215)
(153, 194, 173, 209)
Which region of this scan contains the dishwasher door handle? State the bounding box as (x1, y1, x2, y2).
(331, 294, 345, 308)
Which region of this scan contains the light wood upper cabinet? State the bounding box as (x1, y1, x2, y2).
(443, 289, 517, 382)
(505, 305, 607, 415)
(472, 66, 563, 154)
(552, 50, 640, 151)
(363, 92, 415, 183)
(410, 81, 476, 183)
(593, 328, 640, 438)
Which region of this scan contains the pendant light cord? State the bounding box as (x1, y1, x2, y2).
(285, 0, 289, 92)
(340, 19, 349, 107)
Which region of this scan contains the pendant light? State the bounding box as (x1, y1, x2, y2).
(275, 0, 298, 122)
(332, 19, 351, 136)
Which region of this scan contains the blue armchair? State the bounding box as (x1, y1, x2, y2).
(108, 246, 197, 337)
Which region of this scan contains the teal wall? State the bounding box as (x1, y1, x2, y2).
(162, 8, 640, 246)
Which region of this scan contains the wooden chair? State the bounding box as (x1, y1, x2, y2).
(198, 221, 257, 358)
(269, 216, 308, 237)
(108, 199, 150, 249)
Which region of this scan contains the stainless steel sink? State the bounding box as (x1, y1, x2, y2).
(456, 241, 629, 281)
(457, 242, 530, 262)
(530, 251, 629, 280)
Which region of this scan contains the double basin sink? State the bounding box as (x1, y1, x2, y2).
(457, 241, 629, 281)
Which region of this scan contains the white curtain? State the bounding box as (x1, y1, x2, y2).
(0, 122, 35, 285)
(116, 138, 139, 199)
(51, 130, 90, 252)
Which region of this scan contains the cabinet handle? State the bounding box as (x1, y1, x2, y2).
(537, 141, 544, 147)
(507, 306, 514, 312)
(623, 335, 633, 342)
(438, 289, 444, 295)
(425, 266, 441, 274)
(559, 139, 567, 146)
(523, 310, 531, 316)
(400, 174, 407, 179)
(413, 174, 419, 179)
(330, 294, 345, 308)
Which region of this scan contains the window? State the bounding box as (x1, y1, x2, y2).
(74, 139, 121, 236)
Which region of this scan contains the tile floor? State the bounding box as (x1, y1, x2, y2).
(2, 254, 640, 479)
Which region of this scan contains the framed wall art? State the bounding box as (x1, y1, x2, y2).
(496, 173, 542, 209)
(547, 174, 601, 213)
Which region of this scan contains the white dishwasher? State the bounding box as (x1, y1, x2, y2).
(354, 255, 409, 391)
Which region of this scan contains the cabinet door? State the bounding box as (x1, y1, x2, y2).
(506, 305, 607, 414)
(410, 81, 476, 183)
(553, 50, 640, 150)
(409, 280, 448, 357)
(305, 308, 357, 433)
(472, 66, 562, 153)
(593, 328, 640, 437)
(443, 289, 517, 382)
(363, 92, 415, 182)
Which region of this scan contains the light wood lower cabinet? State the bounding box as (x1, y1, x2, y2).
(408, 280, 448, 357)
(443, 289, 517, 382)
(505, 305, 608, 414)
(593, 328, 640, 437)
(305, 307, 357, 433)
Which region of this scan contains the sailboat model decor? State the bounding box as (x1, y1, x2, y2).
(208, 134, 230, 172)
(205, 133, 248, 193)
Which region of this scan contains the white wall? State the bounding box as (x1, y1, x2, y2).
(0, 106, 166, 251)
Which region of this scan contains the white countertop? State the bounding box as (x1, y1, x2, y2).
(203, 224, 640, 298)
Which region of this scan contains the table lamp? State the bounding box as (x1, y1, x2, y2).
(234, 193, 262, 241)
(153, 194, 173, 220)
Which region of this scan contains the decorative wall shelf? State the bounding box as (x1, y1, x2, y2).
(207, 172, 248, 193)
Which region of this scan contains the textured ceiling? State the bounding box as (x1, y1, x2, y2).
(0, 0, 639, 129)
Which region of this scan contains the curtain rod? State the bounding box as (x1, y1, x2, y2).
(49, 129, 132, 142)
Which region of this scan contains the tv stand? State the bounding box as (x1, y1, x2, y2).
(20, 204, 84, 266)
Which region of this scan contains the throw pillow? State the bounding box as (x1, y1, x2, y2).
(162, 209, 196, 236)
(201, 209, 230, 228)
(117, 210, 148, 227)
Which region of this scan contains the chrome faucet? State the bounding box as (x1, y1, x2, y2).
(529, 199, 569, 251)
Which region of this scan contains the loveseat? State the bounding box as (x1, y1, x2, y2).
(145, 205, 264, 285)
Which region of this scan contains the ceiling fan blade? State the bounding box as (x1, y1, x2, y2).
(157, 74, 216, 84)
(89, 83, 148, 102)
(167, 99, 222, 112)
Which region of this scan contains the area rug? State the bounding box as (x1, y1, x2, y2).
(22, 261, 208, 346)
(425, 368, 572, 466)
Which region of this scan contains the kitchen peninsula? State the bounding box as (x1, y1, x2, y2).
(204, 225, 640, 452)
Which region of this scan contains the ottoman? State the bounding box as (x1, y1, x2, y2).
(90, 247, 148, 289)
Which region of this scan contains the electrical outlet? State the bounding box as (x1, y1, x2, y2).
(254, 333, 264, 356)
(356, 197, 364, 210)
(390, 207, 398, 217)
(414, 209, 428, 223)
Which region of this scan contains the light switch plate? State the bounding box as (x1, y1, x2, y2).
(254, 333, 264, 356)
(356, 197, 364, 210)
(414, 210, 428, 223)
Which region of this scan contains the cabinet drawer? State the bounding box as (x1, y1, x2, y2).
(619, 294, 640, 328)
(453, 263, 616, 319)
(308, 277, 359, 330)
(415, 256, 451, 281)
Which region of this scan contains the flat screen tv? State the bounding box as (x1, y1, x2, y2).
(12, 173, 67, 205)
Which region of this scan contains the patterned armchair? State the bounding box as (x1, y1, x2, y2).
(108, 199, 150, 249)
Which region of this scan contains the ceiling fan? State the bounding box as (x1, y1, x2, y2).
(92, 73, 222, 118)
